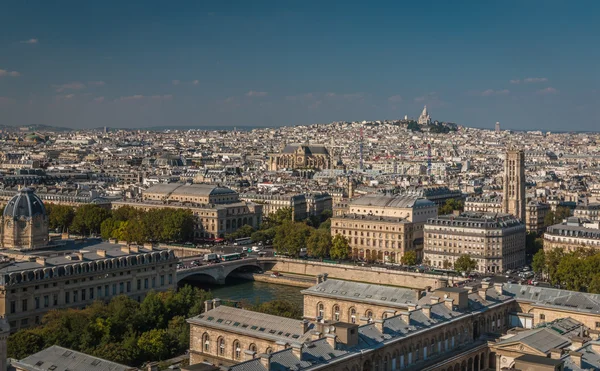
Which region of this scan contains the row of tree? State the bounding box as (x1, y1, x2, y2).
(46, 204, 195, 244)
(533, 247, 600, 293)
(7, 286, 213, 366)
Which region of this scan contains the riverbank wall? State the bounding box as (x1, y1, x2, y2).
(260, 258, 456, 289)
(230, 272, 313, 288)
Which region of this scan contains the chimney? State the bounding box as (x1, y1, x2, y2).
(121, 246, 131, 254)
(570, 336, 587, 349)
(569, 351, 582, 368)
(430, 296, 441, 305)
(130, 245, 139, 253)
(35, 257, 46, 266)
(244, 349, 256, 361)
(444, 298, 454, 311)
(204, 300, 213, 313)
(550, 348, 562, 359)
(311, 331, 321, 341)
(325, 334, 337, 349)
(97, 249, 106, 257)
(407, 303, 417, 313)
(275, 340, 287, 351)
(301, 319, 310, 333)
(463, 286, 475, 293)
(75, 252, 84, 261)
(401, 311, 411, 324)
(323, 273, 328, 281)
(291, 343, 303, 360)
(316, 274, 323, 284)
(414, 289, 423, 302)
(146, 362, 159, 371)
(260, 353, 272, 370)
(212, 298, 221, 308)
(478, 284, 488, 300)
(422, 304, 432, 318)
(373, 319, 385, 333)
(494, 283, 504, 295)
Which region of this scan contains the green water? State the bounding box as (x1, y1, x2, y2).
(189, 277, 304, 309)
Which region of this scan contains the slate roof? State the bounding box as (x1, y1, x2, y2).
(496, 327, 571, 353)
(3, 187, 46, 219)
(11, 345, 135, 371)
(503, 284, 600, 314)
(350, 194, 435, 209)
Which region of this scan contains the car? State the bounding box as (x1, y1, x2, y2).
(482, 277, 492, 282)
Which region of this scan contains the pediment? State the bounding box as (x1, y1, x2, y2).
(492, 341, 546, 356)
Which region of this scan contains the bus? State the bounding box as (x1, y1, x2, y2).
(233, 237, 252, 246)
(220, 253, 242, 262)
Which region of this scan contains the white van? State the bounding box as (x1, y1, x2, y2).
(252, 245, 263, 252)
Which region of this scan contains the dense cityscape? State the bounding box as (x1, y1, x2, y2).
(2, 2, 600, 371)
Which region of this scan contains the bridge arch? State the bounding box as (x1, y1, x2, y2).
(176, 259, 263, 285)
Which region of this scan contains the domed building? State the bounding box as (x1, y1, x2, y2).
(1, 188, 49, 250)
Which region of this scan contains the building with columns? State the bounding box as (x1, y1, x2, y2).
(502, 150, 526, 222)
(268, 143, 332, 172)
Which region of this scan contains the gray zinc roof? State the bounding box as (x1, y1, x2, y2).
(11, 345, 135, 371)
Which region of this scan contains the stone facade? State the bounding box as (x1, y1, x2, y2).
(502, 150, 526, 221)
(0, 243, 178, 332)
(525, 201, 550, 234)
(268, 143, 331, 171)
(1, 188, 49, 250)
(424, 212, 526, 273)
(331, 194, 437, 262)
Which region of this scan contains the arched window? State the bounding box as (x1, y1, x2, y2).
(266, 347, 273, 354)
(218, 337, 225, 356)
(366, 310, 373, 321)
(249, 343, 257, 353)
(349, 307, 357, 324)
(317, 302, 324, 318)
(202, 333, 210, 352)
(333, 305, 340, 321)
(233, 340, 241, 360)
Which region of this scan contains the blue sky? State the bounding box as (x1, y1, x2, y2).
(0, 1, 598, 130)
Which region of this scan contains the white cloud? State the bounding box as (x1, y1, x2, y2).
(480, 89, 510, 97)
(537, 87, 558, 95)
(64, 94, 75, 99)
(172, 80, 180, 85)
(55, 82, 85, 92)
(524, 77, 548, 83)
(0, 69, 21, 77)
(246, 90, 268, 97)
(21, 38, 38, 44)
(387, 95, 403, 103)
(88, 81, 106, 86)
(510, 79, 521, 84)
(192, 80, 199, 85)
(93, 96, 105, 103)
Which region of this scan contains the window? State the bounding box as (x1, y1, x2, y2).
(73, 290, 78, 303)
(137, 279, 141, 290)
(350, 308, 356, 324)
(333, 305, 340, 321)
(203, 333, 210, 352)
(144, 278, 148, 289)
(366, 310, 373, 322)
(89, 288, 94, 300)
(317, 303, 324, 318)
(105, 285, 109, 297)
(82, 289, 86, 301)
(152, 277, 156, 288)
(10, 301, 16, 314)
(119, 282, 124, 294)
(35, 297, 40, 309)
(540, 314, 545, 321)
(233, 341, 241, 359)
(112, 284, 117, 295)
(160, 275, 165, 286)
(65, 292, 70, 304)
(53, 294, 58, 306)
(127, 282, 131, 292)
(219, 337, 225, 356)
(44, 296, 49, 308)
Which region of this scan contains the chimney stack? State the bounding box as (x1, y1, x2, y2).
(316, 274, 323, 284)
(212, 298, 221, 308)
(275, 340, 287, 351)
(569, 351, 582, 367)
(325, 334, 337, 349)
(401, 311, 411, 324)
(430, 296, 441, 305)
(35, 257, 46, 266)
(549, 348, 562, 359)
(244, 349, 256, 361)
(414, 289, 423, 302)
(301, 319, 310, 333)
(291, 343, 303, 361)
(493, 283, 504, 295)
(373, 319, 385, 333)
(260, 353, 272, 370)
(444, 298, 454, 311)
(204, 300, 213, 313)
(422, 304, 432, 318)
(97, 249, 106, 257)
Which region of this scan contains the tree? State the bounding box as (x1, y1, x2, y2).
(137, 329, 173, 361)
(454, 254, 477, 274)
(226, 224, 255, 241)
(100, 218, 120, 240)
(248, 300, 303, 320)
(443, 259, 452, 269)
(407, 121, 421, 132)
(532, 249, 546, 276)
(439, 199, 464, 215)
(525, 232, 543, 258)
(273, 220, 312, 257)
(264, 207, 292, 229)
(401, 251, 417, 266)
(330, 234, 351, 260)
(46, 204, 75, 232)
(7, 330, 45, 359)
(544, 206, 572, 227)
(70, 204, 111, 236)
(307, 229, 332, 259)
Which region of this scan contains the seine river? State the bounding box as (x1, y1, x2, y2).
(188, 277, 304, 309)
